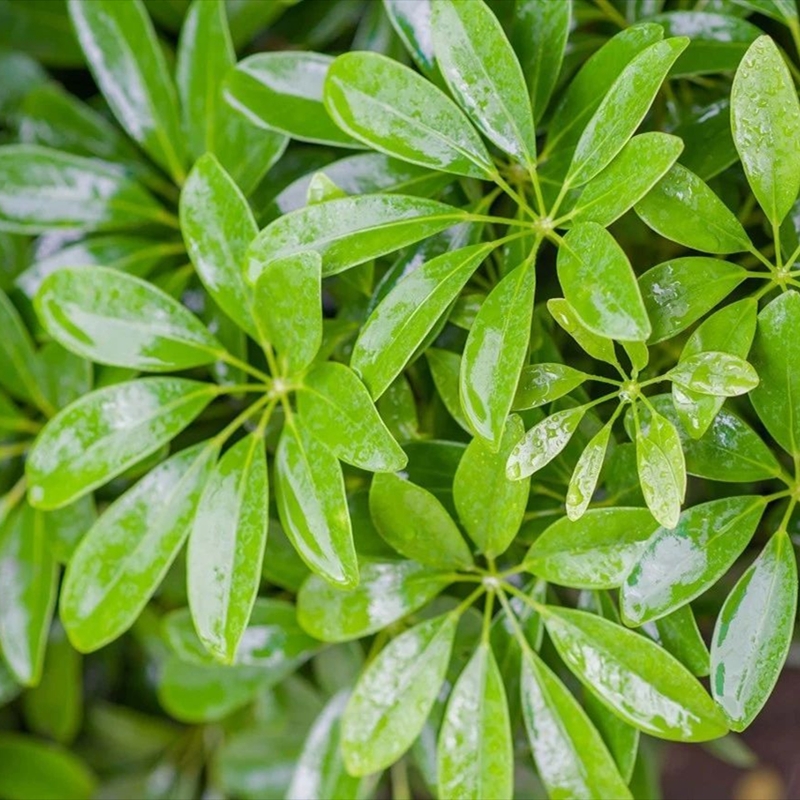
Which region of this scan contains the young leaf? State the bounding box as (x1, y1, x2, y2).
(297, 560, 447, 643)
(26, 378, 216, 510)
(352, 243, 492, 399)
(567, 37, 688, 186)
(274, 421, 358, 589)
(750, 291, 800, 455)
(525, 507, 658, 589)
(187, 434, 268, 664)
(731, 36, 800, 224)
(254, 252, 322, 374)
(67, 0, 187, 182)
(622, 496, 766, 626)
(635, 406, 686, 530)
(566, 422, 612, 520)
(711, 531, 798, 731)
(369, 472, 472, 569)
(668, 352, 758, 397)
(634, 164, 751, 253)
(521, 648, 632, 800)
(0, 145, 165, 233)
(543, 607, 729, 741)
(60, 443, 217, 652)
(181, 154, 260, 340)
(225, 52, 361, 148)
(507, 407, 586, 480)
(557, 223, 651, 342)
(35, 266, 222, 371)
(512, 363, 588, 411)
(297, 362, 406, 472)
(547, 298, 618, 365)
(431, 0, 536, 163)
(461, 256, 536, 446)
(247, 194, 469, 280)
(0, 504, 57, 685)
(341, 614, 457, 775)
(438, 643, 513, 800)
(324, 51, 493, 177)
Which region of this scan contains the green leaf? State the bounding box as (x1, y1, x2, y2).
(668, 352, 758, 397)
(298, 560, 446, 643)
(369, 472, 473, 569)
(225, 52, 361, 148)
(427, 348, 472, 433)
(566, 37, 688, 186)
(324, 51, 493, 177)
(0, 145, 166, 233)
(342, 614, 457, 775)
(640, 258, 747, 344)
(750, 291, 800, 455)
(383, 0, 435, 74)
(288, 692, 370, 800)
(431, 0, 536, 163)
(181, 154, 260, 339)
(438, 643, 513, 800)
(634, 406, 686, 530)
(521, 648, 632, 800)
(673, 298, 758, 439)
(254, 252, 322, 374)
(274, 420, 357, 589)
(731, 36, 800, 224)
(60, 443, 216, 652)
(566, 422, 613, 521)
(622, 496, 766, 626)
(353, 243, 492, 399)
(525, 507, 658, 589)
(569, 132, 683, 228)
(582, 689, 640, 785)
(0, 504, 57, 685)
(547, 298, 618, 365)
(461, 256, 536, 446)
(27, 378, 216, 510)
(673, 98, 736, 181)
(644, 605, 710, 678)
(543, 607, 728, 741)
(506, 406, 586, 481)
(187, 434, 268, 663)
(67, 0, 187, 182)
(0, 733, 95, 800)
(558, 223, 650, 341)
(35, 266, 221, 371)
(635, 164, 751, 254)
(711, 530, 798, 731)
(453, 415, 528, 557)
(512, 363, 588, 411)
(512, 0, 571, 124)
(298, 362, 406, 472)
(248, 194, 469, 280)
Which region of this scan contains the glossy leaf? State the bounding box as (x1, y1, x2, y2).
(254, 252, 322, 374)
(60, 443, 216, 652)
(67, 0, 187, 181)
(438, 643, 513, 800)
(369, 472, 472, 569)
(342, 614, 457, 775)
(35, 266, 221, 371)
(635, 164, 751, 254)
(506, 407, 586, 480)
(461, 256, 536, 446)
(513, 363, 587, 411)
(324, 51, 493, 177)
(521, 648, 632, 800)
(645, 605, 710, 679)
(27, 378, 216, 510)
(668, 352, 758, 397)
(187, 434, 268, 663)
(566, 422, 612, 521)
(297, 560, 447, 643)
(352, 243, 492, 399)
(731, 36, 800, 224)
(622, 496, 766, 625)
(547, 298, 617, 365)
(711, 531, 798, 730)
(427, 347, 472, 433)
(543, 607, 729, 741)
(274, 420, 357, 589)
(298, 362, 406, 472)
(558, 223, 650, 342)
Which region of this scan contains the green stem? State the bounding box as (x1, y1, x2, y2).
(217, 351, 272, 384)
(491, 171, 538, 220)
(594, 0, 628, 28)
(211, 395, 271, 448)
(481, 589, 496, 644)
